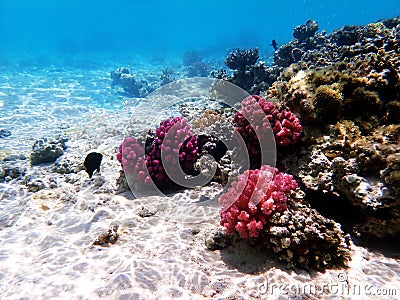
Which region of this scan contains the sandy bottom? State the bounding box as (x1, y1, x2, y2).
(0, 65, 399, 299)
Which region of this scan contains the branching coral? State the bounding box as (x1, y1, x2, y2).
(224, 48, 259, 72)
(219, 165, 298, 238)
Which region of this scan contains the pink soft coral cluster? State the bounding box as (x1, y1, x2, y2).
(117, 137, 150, 184)
(117, 117, 198, 190)
(234, 95, 302, 158)
(219, 165, 298, 238)
(146, 117, 198, 188)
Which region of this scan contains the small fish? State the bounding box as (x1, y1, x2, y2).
(84, 152, 103, 178)
(271, 39, 278, 51)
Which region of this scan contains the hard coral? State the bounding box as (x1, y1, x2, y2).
(117, 117, 198, 190)
(293, 19, 319, 42)
(234, 95, 302, 168)
(219, 165, 298, 238)
(264, 198, 351, 271)
(224, 48, 259, 72)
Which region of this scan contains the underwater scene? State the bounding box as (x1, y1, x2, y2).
(1, 0, 400, 299)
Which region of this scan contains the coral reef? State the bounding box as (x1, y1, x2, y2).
(146, 117, 198, 188)
(30, 137, 68, 165)
(265, 17, 400, 238)
(273, 17, 400, 69)
(219, 165, 298, 238)
(117, 137, 149, 188)
(159, 69, 175, 86)
(216, 48, 279, 93)
(293, 19, 319, 42)
(217, 165, 351, 271)
(187, 61, 210, 78)
(110, 67, 153, 97)
(182, 50, 210, 77)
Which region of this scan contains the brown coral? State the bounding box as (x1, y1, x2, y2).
(261, 197, 351, 271)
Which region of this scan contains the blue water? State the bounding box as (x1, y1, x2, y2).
(1, 0, 399, 62)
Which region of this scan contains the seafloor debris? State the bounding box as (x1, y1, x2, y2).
(0, 162, 26, 182)
(93, 223, 119, 246)
(0, 129, 11, 138)
(204, 228, 234, 250)
(137, 206, 157, 218)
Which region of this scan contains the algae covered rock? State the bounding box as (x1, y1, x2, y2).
(30, 136, 68, 165)
(262, 197, 351, 271)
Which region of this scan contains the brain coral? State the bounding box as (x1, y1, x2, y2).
(219, 165, 298, 238)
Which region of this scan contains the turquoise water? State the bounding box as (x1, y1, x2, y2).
(1, 0, 399, 61)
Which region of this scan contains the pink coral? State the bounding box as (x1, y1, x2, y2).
(234, 95, 302, 167)
(117, 137, 152, 185)
(117, 117, 198, 190)
(146, 117, 198, 189)
(219, 165, 298, 238)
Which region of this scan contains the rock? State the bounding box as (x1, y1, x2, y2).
(2, 154, 26, 161)
(93, 223, 119, 246)
(110, 67, 153, 97)
(26, 179, 46, 192)
(262, 198, 351, 271)
(205, 228, 233, 250)
(0, 129, 11, 138)
(137, 206, 157, 218)
(30, 137, 68, 165)
(0, 162, 26, 182)
(52, 155, 83, 174)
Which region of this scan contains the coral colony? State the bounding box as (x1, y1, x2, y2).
(234, 95, 302, 167)
(219, 165, 298, 238)
(117, 117, 198, 190)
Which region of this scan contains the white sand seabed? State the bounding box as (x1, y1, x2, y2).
(0, 67, 399, 299)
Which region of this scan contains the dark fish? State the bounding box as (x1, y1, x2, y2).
(271, 39, 278, 51)
(84, 152, 103, 178)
